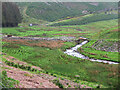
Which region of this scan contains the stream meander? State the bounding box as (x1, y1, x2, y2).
(64, 41, 119, 64)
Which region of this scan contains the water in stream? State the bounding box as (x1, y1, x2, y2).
(64, 41, 119, 64)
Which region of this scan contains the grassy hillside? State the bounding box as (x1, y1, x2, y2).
(60, 19, 118, 39)
(54, 19, 119, 62)
(75, 19, 119, 62)
(2, 2, 119, 88)
(2, 19, 119, 88)
(50, 13, 118, 26)
(2, 40, 119, 88)
(16, 2, 118, 22)
(2, 26, 84, 38)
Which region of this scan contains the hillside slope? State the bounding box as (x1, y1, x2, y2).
(16, 2, 118, 22)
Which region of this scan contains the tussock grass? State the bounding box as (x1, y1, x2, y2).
(2, 42, 119, 88)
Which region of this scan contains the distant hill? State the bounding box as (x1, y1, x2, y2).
(50, 13, 118, 26)
(16, 2, 118, 22)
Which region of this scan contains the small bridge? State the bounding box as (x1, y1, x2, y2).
(75, 37, 88, 44)
(7, 35, 12, 37)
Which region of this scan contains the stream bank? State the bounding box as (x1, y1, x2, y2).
(64, 41, 119, 64)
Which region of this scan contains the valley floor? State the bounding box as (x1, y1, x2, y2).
(1, 19, 119, 88)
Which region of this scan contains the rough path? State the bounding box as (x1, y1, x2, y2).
(23, 6, 29, 17)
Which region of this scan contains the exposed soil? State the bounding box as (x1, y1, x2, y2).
(2, 39, 65, 49)
(3, 64, 58, 88)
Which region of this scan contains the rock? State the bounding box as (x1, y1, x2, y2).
(75, 75, 80, 78)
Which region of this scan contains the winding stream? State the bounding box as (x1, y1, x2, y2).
(64, 41, 119, 64)
(2, 35, 119, 64)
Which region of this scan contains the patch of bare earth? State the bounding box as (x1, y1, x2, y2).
(2, 55, 58, 88)
(3, 64, 58, 88)
(2, 39, 65, 49)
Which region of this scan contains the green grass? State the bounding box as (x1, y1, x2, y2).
(50, 13, 118, 26)
(2, 55, 103, 88)
(2, 17, 119, 88)
(60, 19, 118, 39)
(2, 56, 105, 88)
(78, 40, 119, 62)
(1, 62, 19, 88)
(17, 2, 117, 22)
(2, 19, 118, 40)
(2, 42, 119, 88)
(2, 26, 83, 38)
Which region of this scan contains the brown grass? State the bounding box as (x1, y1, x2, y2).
(3, 39, 65, 49)
(88, 70, 100, 75)
(27, 35, 41, 37)
(103, 54, 108, 58)
(89, 53, 97, 55)
(110, 29, 118, 32)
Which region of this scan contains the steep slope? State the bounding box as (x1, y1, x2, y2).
(16, 2, 118, 22)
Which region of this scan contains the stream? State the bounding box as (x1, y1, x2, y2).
(64, 41, 119, 64)
(2, 35, 119, 64)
